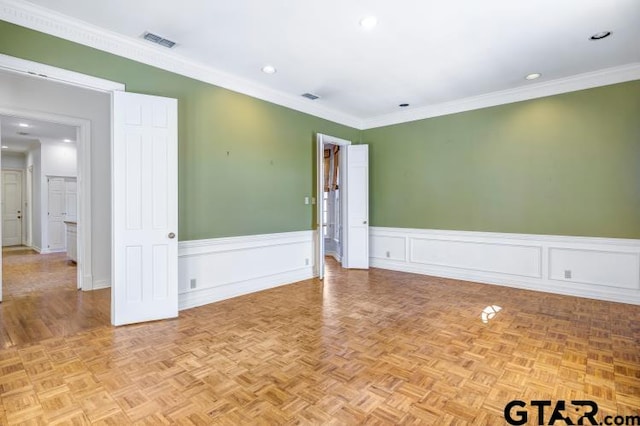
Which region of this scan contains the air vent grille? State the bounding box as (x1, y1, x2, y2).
(143, 32, 176, 48)
(301, 93, 320, 100)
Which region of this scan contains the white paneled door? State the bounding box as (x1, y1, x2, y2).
(316, 134, 325, 279)
(47, 177, 77, 251)
(112, 91, 178, 326)
(2, 170, 23, 247)
(344, 145, 369, 269)
(47, 177, 66, 251)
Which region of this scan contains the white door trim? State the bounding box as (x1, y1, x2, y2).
(316, 133, 351, 279)
(0, 53, 125, 92)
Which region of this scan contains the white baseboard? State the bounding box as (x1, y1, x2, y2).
(326, 250, 342, 263)
(370, 227, 640, 305)
(92, 279, 110, 290)
(38, 247, 66, 254)
(178, 230, 315, 310)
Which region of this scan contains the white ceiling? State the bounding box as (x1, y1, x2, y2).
(11, 0, 640, 126)
(0, 113, 76, 152)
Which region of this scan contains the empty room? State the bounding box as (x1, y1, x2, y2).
(0, 0, 639, 424)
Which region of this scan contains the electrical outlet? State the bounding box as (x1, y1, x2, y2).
(564, 270, 572, 279)
(190, 278, 197, 289)
(304, 197, 309, 205)
(386, 251, 390, 258)
(305, 258, 309, 266)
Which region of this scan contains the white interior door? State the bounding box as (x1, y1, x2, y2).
(316, 134, 325, 279)
(0, 121, 2, 303)
(47, 177, 66, 251)
(112, 91, 178, 326)
(344, 145, 369, 269)
(2, 170, 23, 246)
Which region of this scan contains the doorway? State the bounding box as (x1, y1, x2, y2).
(1, 55, 179, 328)
(0, 112, 84, 300)
(316, 133, 370, 280)
(321, 143, 343, 262)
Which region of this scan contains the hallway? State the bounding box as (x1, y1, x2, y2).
(0, 247, 110, 348)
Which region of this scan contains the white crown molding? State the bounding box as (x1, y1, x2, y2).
(363, 63, 640, 129)
(2, 0, 639, 131)
(0, 0, 362, 128)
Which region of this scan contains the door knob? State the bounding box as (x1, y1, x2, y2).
(363, 220, 367, 224)
(17, 216, 21, 219)
(168, 232, 176, 239)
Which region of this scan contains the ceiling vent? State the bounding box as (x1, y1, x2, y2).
(142, 32, 176, 48)
(17, 131, 29, 136)
(301, 93, 320, 100)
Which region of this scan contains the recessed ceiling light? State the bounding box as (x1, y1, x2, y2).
(261, 65, 277, 74)
(18, 123, 29, 128)
(399, 103, 410, 107)
(63, 139, 72, 143)
(525, 73, 541, 80)
(589, 31, 611, 40)
(359, 16, 378, 30)
(1, 146, 8, 149)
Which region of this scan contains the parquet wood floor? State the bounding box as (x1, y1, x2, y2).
(0, 247, 110, 349)
(0, 256, 639, 424)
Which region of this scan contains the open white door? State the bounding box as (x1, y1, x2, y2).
(112, 91, 178, 326)
(344, 145, 369, 269)
(0, 119, 2, 303)
(316, 134, 325, 280)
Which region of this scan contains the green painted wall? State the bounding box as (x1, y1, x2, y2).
(0, 21, 359, 240)
(2, 21, 638, 240)
(364, 81, 640, 238)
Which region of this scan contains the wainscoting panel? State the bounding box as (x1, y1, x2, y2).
(178, 231, 315, 310)
(409, 238, 542, 278)
(370, 227, 640, 305)
(548, 247, 640, 290)
(370, 235, 407, 262)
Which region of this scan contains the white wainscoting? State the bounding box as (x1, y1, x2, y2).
(370, 227, 640, 305)
(177, 230, 315, 310)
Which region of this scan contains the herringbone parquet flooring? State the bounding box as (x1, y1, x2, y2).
(0, 255, 639, 424)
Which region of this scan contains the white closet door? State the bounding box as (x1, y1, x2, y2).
(47, 177, 66, 251)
